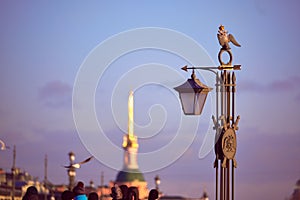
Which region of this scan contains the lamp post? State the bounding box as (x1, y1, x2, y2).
(174, 26, 241, 200)
(154, 175, 161, 192)
(68, 151, 76, 190)
(11, 145, 16, 200)
(44, 154, 48, 200)
(100, 171, 104, 200)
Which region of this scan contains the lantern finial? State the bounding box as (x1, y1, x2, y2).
(191, 69, 196, 79)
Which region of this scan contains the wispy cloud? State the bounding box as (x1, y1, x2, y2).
(239, 76, 300, 93)
(38, 80, 72, 108)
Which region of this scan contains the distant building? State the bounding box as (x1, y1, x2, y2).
(115, 91, 149, 199)
(0, 168, 47, 200)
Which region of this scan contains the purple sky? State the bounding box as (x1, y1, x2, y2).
(0, 1, 300, 200)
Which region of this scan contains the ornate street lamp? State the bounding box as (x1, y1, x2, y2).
(174, 25, 241, 200)
(174, 69, 212, 115)
(154, 175, 161, 191)
(68, 151, 76, 190)
(64, 152, 93, 190)
(11, 145, 16, 200)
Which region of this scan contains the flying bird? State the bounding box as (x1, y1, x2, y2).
(0, 139, 10, 150)
(217, 25, 241, 50)
(64, 156, 93, 169)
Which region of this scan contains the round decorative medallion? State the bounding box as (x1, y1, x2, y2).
(221, 128, 237, 159)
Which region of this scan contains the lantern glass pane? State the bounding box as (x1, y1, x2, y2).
(179, 92, 195, 115)
(195, 92, 208, 115)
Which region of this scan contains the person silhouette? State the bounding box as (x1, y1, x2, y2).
(22, 186, 39, 200)
(148, 189, 158, 200)
(73, 181, 87, 200)
(88, 192, 99, 200)
(119, 185, 128, 200)
(61, 190, 75, 200)
(110, 184, 123, 200)
(127, 187, 139, 200)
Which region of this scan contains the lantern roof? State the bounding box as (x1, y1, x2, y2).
(174, 72, 212, 93)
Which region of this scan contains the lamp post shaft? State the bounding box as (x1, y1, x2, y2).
(181, 67, 239, 200)
(68, 167, 75, 190)
(44, 154, 48, 200)
(214, 70, 238, 200)
(11, 145, 16, 200)
(68, 152, 76, 190)
(101, 171, 104, 200)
